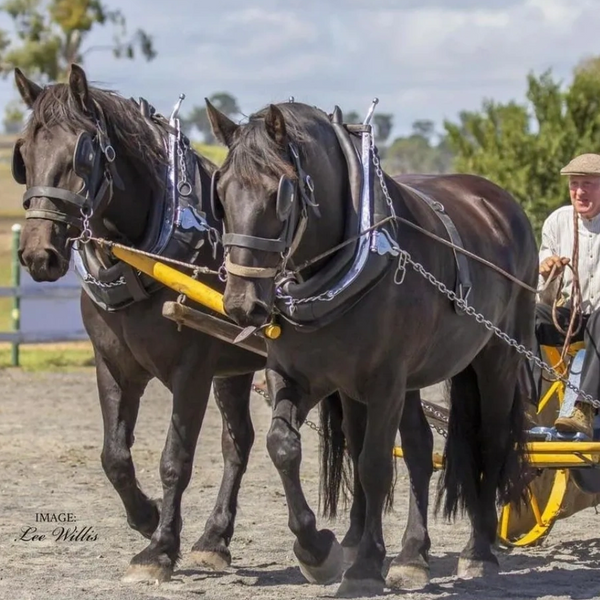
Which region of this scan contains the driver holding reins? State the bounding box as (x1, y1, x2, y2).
(537, 153, 600, 438)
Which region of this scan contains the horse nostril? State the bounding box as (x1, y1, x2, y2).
(46, 248, 61, 272)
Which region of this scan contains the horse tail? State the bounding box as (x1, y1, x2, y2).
(497, 377, 529, 507)
(435, 366, 481, 519)
(435, 364, 529, 519)
(319, 391, 351, 518)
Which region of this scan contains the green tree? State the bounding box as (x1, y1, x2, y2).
(384, 119, 454, 175)
(3, 98, 24, 132)
(0, 0, 155, 83)
(444, 58, 600, 237)
(373, 113, 393, 145)
(183, 92, 240, 143)
(344, 110, 360, 123)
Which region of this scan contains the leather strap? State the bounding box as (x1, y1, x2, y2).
(25, 209, 82, 227)
(223, 232, 288, 253)
(225, 255, 279, 278)
(24, 186, 91, 209)
(401, 184, 472, 312)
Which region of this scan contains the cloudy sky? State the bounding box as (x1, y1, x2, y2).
(0, 0, 598, 140)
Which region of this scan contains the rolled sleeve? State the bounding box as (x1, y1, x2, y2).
(538, 215, 559, 305)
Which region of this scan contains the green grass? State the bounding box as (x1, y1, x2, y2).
(0, 219, 17, 332)
(0, 343, 94, 371)
(192, 142, 228, 166)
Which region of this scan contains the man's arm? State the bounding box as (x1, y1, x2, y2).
(538, 214, 569, 305)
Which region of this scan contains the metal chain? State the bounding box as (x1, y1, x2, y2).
(404, 253, 600, 410)
(421, 400, 450, 437)
(370, 134, 397, 221)
(90, 237, 221, 276)
(176, 131, 192, 197)
(251, 381, 449, 438)
(251, 383, 323, 435)
(276, 288, 338, 313)
(83, 272, 126, 288)
(68, 207, 94, 246)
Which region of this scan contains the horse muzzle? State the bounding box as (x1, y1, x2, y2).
(19, 246, 69, 282)
(224, 282, 274, 329)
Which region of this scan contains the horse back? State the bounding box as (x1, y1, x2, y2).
(392, 172, 538, 285)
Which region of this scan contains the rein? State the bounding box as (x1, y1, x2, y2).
(288, 213, 550, 296)
(551, 207, 583, 364)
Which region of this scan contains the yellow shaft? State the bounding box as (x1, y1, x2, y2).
(110, 245, 282, 340)
(111, 246, 225, 315)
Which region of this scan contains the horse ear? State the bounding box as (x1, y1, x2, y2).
(264, 104, 286, 147)
(205, 98, 239, 147)
(68, 63, 91, 113)
(14, 68, 42, 108)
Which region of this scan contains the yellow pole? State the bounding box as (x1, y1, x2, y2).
(110, 245, 281, 339)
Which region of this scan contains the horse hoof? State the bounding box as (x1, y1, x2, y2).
(298, 538, 343, 584)
(122, 562, 172, 584)
(457, 557, 499, 579)
(188, 550, 231, 571)
(342, 545, 358, 566)
(336, 575, 385, 598)
(386, 563, 430, 590)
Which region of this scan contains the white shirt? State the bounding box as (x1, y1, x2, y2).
(538, 204, 600, 313)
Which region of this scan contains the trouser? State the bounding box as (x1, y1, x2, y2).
(534, 303, 600, 407)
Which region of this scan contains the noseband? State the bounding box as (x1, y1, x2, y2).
(11, 101, 123, 235)
(210, 142, 319, 279)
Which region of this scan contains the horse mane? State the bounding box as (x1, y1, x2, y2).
(223, 102, 330, 190)
(23, 83, 166, 186)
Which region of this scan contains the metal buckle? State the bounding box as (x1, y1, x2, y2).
(394, 251, 409, 285)
(374, 229, 400, 257)
(458, 283, 471, 303)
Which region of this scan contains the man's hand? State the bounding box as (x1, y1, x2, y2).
(539, 255, 570, 281)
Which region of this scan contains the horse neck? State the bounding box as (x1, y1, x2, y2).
(102, 151, 155, 244)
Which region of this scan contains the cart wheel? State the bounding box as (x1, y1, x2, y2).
(497, 468, 568, 547)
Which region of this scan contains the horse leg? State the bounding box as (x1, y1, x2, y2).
(265, 368, 343, 585)
(386, 390, 433, 590)
(338, 375, 405, 597)
(190, 373, 254, 570)
(124, 350, 217, 583)
(96, 351, 157, 538)
(339, 395, 367, 566)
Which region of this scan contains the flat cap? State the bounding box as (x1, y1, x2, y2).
(560, 153, 600, 176)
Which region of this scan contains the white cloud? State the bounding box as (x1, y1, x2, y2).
(1, 0, 599, 141)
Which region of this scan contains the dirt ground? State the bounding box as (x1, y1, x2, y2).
(2, 369, 600, 600)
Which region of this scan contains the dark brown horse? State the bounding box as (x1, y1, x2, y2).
(206, 99, 537, 596)
(12, 64, 273, 583)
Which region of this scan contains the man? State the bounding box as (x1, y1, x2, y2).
(537, 153, 600, 438)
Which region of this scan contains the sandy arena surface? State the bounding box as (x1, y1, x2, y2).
(1, 369, 600, 600)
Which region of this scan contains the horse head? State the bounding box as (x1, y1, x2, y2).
(206, 99, 347, 328)
(13, 64, 164, 282)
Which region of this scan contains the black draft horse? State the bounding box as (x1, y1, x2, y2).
(206, 99, 537, 596)
(13, 65, 398, 588)
(13, 64, 272, 583)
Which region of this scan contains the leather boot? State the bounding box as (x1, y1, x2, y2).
(554, 401, 595, 438)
